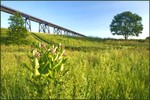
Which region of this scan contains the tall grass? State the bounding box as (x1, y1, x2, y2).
(1, 28, 149, 99)
(1, 44, 149, 99)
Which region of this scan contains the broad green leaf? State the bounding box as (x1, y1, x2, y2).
(38, 62, 49, 74)
(62, 58, 68, 63)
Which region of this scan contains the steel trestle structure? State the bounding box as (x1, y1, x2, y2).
(0, 5, 85, 37)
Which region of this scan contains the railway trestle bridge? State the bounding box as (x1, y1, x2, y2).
(0, 5, 85, 37)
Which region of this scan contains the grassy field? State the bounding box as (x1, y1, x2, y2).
(1, 28, 149, 99)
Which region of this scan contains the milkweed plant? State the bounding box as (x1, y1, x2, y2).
(23, 43, 68, 98)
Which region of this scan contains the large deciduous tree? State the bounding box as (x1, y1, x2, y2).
(7, 12, 28, 41)
(110, 11, 143, 40)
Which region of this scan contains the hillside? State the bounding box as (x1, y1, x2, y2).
(1, 28, 149, 52)
(1, 28, 149, 99)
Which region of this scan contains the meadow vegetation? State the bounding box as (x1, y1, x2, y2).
(1, 28, 149, 99)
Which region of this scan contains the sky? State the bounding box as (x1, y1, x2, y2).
(1, 1, 149, 39)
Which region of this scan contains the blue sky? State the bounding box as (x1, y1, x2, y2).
(1, 1, 149, 39)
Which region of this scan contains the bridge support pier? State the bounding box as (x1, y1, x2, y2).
(45, 24, 50, 33)
(39, 23, 50, 33)
(24, 17, 31, 32)
(64, 30, 69, 35)
(53, 27, 62, 35)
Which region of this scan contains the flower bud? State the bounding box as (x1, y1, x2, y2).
(35, 51, 40, 59)
(41, 43, 46, 48)
(50, 48, 55, 54)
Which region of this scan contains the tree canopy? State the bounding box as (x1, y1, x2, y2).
(110, 11, 143, 40)
(7, 12, 28, 41)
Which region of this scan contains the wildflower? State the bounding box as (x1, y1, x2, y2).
(39, 43, 46, 49)
(41, 43, 46, 48)
(35, 51, 40, 59)
(49, 48, 55, 54)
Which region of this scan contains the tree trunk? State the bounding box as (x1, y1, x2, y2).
(124, 35, 128, 40)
